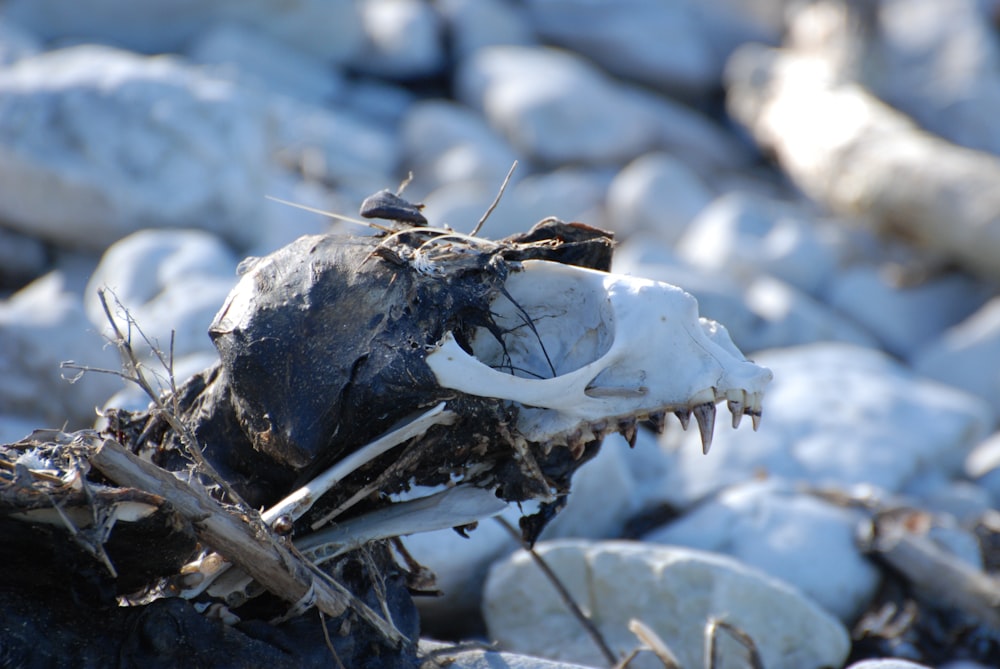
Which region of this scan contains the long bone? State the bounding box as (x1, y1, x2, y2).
(207, 486, 508, 605)
(177, 403, 456, 599)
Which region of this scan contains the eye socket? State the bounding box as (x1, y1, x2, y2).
(467, 261, 614, 380)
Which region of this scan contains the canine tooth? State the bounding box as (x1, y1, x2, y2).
(647, 410, 667, 434)
(692, 402, 716, 455)
(568, 434, 587, 460)
(726, 389, 746, 429)
(674, 409, 691, 430)
(751, 410, 762, 431)
(618, 418, 638, 447)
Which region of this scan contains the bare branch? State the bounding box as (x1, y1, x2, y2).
(90, 288, 250, 510)
(625, 619, 681, 669)
(470, 160, 517, 237)
(90, 438, 408, 647)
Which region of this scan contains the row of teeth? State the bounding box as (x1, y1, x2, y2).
(543, 388, 763, 459)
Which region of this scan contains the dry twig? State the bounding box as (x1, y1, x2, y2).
(90, 438, 408, 646)
(495, 516, 618, 666)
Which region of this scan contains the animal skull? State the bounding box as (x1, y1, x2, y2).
(427, 259, 772, 455)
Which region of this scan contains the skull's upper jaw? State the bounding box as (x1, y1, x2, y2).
(426, 260, 773, 455)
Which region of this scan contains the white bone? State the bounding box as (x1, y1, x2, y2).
(426, 260, 772, 449)
(204, 485, 507, 603)
(178, 403, 456, 600)
(263, 402, 455, 527)
(296, 485, 507, 564)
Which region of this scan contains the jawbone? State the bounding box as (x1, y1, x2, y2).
(427, 259, 773, 455)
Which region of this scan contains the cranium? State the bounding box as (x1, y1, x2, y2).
(427, 259, 772, 455)
(182, 218, 770, 522)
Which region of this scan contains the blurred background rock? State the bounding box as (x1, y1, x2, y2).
(2, 2, 1000, 667)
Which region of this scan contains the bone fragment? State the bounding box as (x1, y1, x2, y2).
(181, 402, 456, 598)
(262, 402, 455, 526)
(726, 42, 1000, 281)
(296, 486, 508, 564)
(89, 439, 407, 645)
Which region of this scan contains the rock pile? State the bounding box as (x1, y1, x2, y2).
(2, 1, 1000, 667)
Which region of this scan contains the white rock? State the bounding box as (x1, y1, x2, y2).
(352, 0, 445, 79)
(644, 88, 758, 171)
(253, 171, 349, 257)
(740, 275, 882, 351)
(612, 251, 879, 354)
(0, 272, 120, 429)
(84, 229, 239, 371)
(656, 343, 994, 506)
(342, 78, 415, 129)
(540, 434, 642, 541)
(523, 0, 718, 96)
(0, 45, 270, 252)
(689, 0, 786, 57)
(676, 191, 842, 296)
(436, 0, 535, 61)
(401, 99, 521, 197)
(268, 96, 399, 202)
(484, 540, 850, 669)
(456, 46, 666, 165)
(420, 640, 600, 669)
(605, 152, 713, 243)
(407, 435, 643, 635)
(901, 472, 995, 527)
(0, 0, 364, 64)
(874, 0, 1000, 157)
(912, 297, 1000, 420)
(404, 507, 519, 635)
(644, 479, 880, 621)
(187, 23, 346, 105)
(0, 17, 40, 65)
(827, 267, 989, 360)
(847, 661, 933, 669)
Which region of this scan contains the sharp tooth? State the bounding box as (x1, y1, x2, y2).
(674, 409, 691, 430)
(647, 410, 667, 434)
(618, 418, 638, 447)
(692, 402, 716, 454)
(568, 435, 587, 460)
(542, 440, 556, 455)
(726, 389, 746, 429)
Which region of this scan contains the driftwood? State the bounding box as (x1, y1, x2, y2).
(726, 41, 1000, 281)
(89, 438, 406, 644)
(862, 510, 1000, 631)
